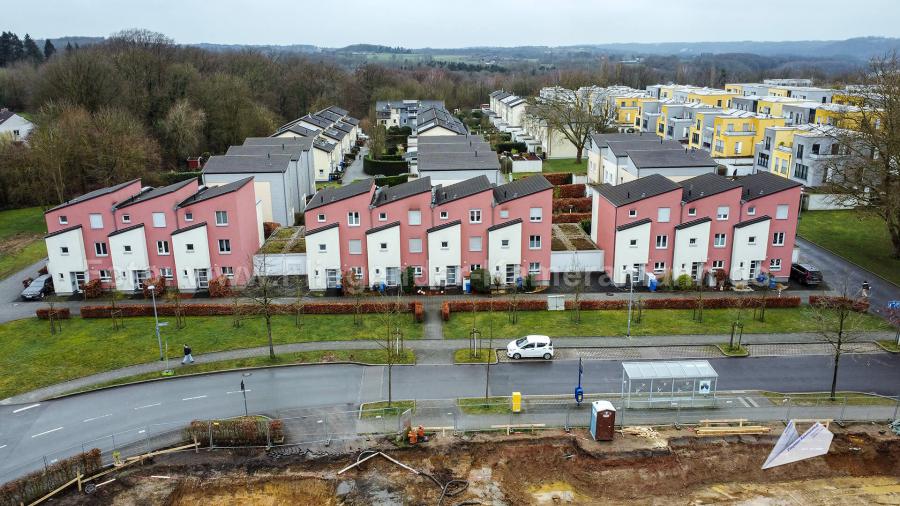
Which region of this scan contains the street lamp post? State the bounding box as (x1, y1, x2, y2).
(149, 285, 163, 361)
(626, 269, 636, 338)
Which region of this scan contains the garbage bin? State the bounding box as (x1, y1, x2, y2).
(511, 392, 522, 413)
(590, 400, 616, 441)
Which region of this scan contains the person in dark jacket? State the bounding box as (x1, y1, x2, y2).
(182, 344, 194, 364)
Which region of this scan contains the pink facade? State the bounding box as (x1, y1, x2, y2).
(374, 190, 434, 285)
(492, 191, 553, 281)
(432, 188, 495, 277)
(680, 186, 744, 274)
(739, 186, 802, 277)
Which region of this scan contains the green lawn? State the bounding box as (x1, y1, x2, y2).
(442, 308, 888, 339)
(878, 340, 900, 352)
(360, 399, 416, 418)
(0, 206, 48, 279)
(68, 349, 415, 395)
(454, 348, 495, 364)
(542, 157, 587, 175)
(798, 209, 900, 286)
(0, 314, 422, 399)
(458, 396, 510, 415)
(717, 344, 750, 357)
(760, 391, 897, 406)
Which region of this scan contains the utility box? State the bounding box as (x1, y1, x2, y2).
(511, 392, 522, 413)
(590, 400, 616, 441)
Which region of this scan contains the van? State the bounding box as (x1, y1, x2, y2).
(507, 335, 554, 360)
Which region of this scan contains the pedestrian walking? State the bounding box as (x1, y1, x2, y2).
(862, 280, 871, 299)
(182, 344, 194, 364)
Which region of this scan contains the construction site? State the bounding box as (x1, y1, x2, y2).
(41, 420, 900, 505)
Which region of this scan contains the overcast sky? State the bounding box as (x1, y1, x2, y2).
(8, 0, 900, 47)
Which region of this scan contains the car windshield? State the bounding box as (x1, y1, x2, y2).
(515, 337, 528, 347)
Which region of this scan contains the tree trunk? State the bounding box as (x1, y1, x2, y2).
(889, 220, 900, 259)
(266, 314, 274, 359)
(830, 351, 841, 401)
(575, 146, 583, 164)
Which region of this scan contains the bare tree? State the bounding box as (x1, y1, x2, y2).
(164, 285, 185, 329)
(806, 279, 869, 400)
(342, 269, 365, 326)
(526, 92, 615, 162)
(568, 260, 588, 324)
(246, 254, 279, 359)
(375, 291, 405, 407)
(822, 53, 900, 258)
(293, 277, 309, 331)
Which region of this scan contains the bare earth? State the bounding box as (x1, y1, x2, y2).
(55, 424, 900, 505)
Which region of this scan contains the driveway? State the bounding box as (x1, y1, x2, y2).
(342, 146, 368, 185)
(0, 258, 47, 323)
(797, 237, 900, 317)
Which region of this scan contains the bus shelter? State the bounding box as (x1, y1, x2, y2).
(621, 360, 718, 408)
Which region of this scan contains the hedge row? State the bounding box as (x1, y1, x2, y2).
(186, 417, 284, 447)
(809, 295, 869, 312)
(363, 156, 408, 176)
(543, 172, 573, 185)
(35, 307, 70, 319)
(554, 183, 586, 198)
(551, 213, 592, 223)
(496, 141, 528, 153)
(374, 173, 410, 186)
(0, 449, 102, 506)
(553, 198, 592, 213)
(37, 302, 419, 319)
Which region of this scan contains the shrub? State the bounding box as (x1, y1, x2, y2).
(524, 274, 535, 291)
(363, 155, 408, 176)
(543, 172, 573, 185)
(83, 279, 104, 299)
(77, 301, 420, 318)
(374, 173, 410, 186)
(36, 307, 71, 319)
(809, 295, 869, 312)
(263, 222, 280, 239)
(676, 274, 694, 291)
(186, 417, 282, 447)
(208, 276, 232, 298)
(158, 171, 201, 186)
(496, 141, 527, 153)
(555, 183, 586, 198)
(470, 268, 492, 294)
(441, 301, 450, 321)
(0, 448, 101, 506)
(141, 277, 167, 299)
(37, 265, 48, 275)
(552, 212, 591, 223)
(413, 302, 424, 323)
(403, 266, 416, 294)
(579, 219, 591, 235)
(553, 198, 592, 213)
(294, 212, 304, 226)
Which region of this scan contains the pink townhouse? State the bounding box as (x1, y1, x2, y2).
(430, 176, 496, 287)
(491, 176, 553, 284)
(591, 174, 683, 285)
(369, 177, 434, 286)
(44, 177, 262, 295)
(678, 173, 744, 276)
(734, 172, 802, 281)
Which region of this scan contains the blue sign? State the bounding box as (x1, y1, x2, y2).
(574, 386, 584, 405)
(888, 300, 900, 310)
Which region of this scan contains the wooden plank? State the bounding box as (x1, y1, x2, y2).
(28, 474, 81, 506)
(698, 418, 748, 426)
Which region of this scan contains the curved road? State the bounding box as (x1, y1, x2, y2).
(1, 353, 899, 480)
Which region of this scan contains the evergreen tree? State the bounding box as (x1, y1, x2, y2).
(65, 41, 73, 52)
(0, 32, 12, 66)
(8, 33, 24, 63)
(23, 34, 43, 64)
(43, 39, 56, 60)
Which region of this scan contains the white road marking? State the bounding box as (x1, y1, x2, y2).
(134, 403, 161, 410)
(31, 427, 63, 438)
(0, 445, 7, 450)
(226, 389, 252, 394)
(138, 430, 146, 434)
(12, 404, 40, 414)
(737, 397, 750, 408)
(746, 397, 760, 408)
(83, 414, 112, 423)
(151, 475, 172, 479)
(182, 395, 207, 401)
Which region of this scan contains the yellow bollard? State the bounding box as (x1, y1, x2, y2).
(511, 392, 522, 413)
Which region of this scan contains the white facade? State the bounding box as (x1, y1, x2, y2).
(672, 220, 711, 279)
(305, 226, 341, 290)
(0, 112, 33, 142)
(510, 157, 542, 173)
(171, 224, 212, 291)
(730, 218, 771, 282)
(550, 250, 605, 273)
(427, 223, 462, 287)
(45, 227, 88, 295)
(312, 146, 335, 182)
(253, 253, 307, 276)
(108, 225, 150, 292)
(612, 221, 651, 285)
(488, 221, 523, 283)
(366, 224, 402, 287)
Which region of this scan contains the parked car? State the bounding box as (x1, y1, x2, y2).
(507, 335, 554, 360)
(790, 263, 823, 287)
(21, 274, 54, 300)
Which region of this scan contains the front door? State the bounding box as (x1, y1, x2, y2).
(632, 264, 645, 285)
(70, 272, 86, 293)
(385, 267, 400, 286)
(691, 262, 703, 282)
(749, 260, 761, 280)
(194, 269, 210, 289)
(132, 270, 150, 290)
(446, 266, 458, 286)
(325, 269, 339, 288)
(505, 264, 516, 285)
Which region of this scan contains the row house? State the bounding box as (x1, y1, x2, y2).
(590, 172, 801, 286)
(587, 133, 718, 186)
(416, 106, 469, 136)
(272, 105, 361, 181)
(375, 99, 445, 131)
(488, 91, 528, 129)
(44, 178, 262, 295)
(302, 175, 553, 291)
(725, 82, 832, 103)
(753, 124, 848, 188)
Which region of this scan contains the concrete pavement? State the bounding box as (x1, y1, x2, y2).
(341, 146, 368, 184)
(0, 258, 48, 323)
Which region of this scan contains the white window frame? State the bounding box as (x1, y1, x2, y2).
(89, 213, 104, 229)
(407, 210, 422, 226)
(529, 235, 541, 250)
(469, 209, 482, 224)
(716, 206, 729, 221)
(629, 239, 637, 248)
(215, 210, 228, 226)
(348, 239, 362, 255)
(347, 211, 360, 227)
(501, 239, 510, 249)
(712, 260, 724, 270)
(94, 242, 108, 256)
(776, 204, 789, 220)
(689, 237, 698, 247)
(469, 236, 482, 252)
(157, 240, 170, 255)
(318, 243, 326, 252)
(655, 235, 668, 249)
(58, 215, 68, 225)
(499, 209, 509, 219)
(529, 207, 543, 222)
(218, 239, 231, 254)
(628, 209, 637, 218)
(440, 241, 449, 250)
(317, 213, 326, 223)
(351, 266, 363, 279)
(186, 243, 195, 253)
(747, 206, 756, 216)
(379, 242, 388, 252)
(221, 266, 234, 279)
(748, 236, 756, 246)
(378, 212, 387, 222)
(653, 261, 666, 273)
(121, 214, 131, 224)
(160, 267, 173, 279)
(408, 238, 423, 253)
(440, 211, 448, 220)
(184, 212, 193, 222)
(412, 266, 423, 277)
(714, 233, 727, 248)
(528, 262, 540, 275)
(687, 208, 696, 217)
(769, 258, 782, 271)
(99, 269, 112, 282)
(152, 212, 166, 228)
(772, 232, 785, 246)
(123, 245, 132, 254)
(657, 207, 671, 223)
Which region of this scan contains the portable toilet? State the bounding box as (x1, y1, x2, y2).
(590, 400, 616, 441)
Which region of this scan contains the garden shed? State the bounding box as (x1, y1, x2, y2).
(621, 360, 718, 408)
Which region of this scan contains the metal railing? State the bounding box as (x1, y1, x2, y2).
(3, 391, 898, 486)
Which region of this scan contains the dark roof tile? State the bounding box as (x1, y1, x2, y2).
(305, 222, 339, 235)
(680, 173, 742, 202)
(365, 221, 401, 235)
(372, 177, 432, 207)
(493, 175, 552, 204)
(171, 222, 207, 235)
(488, 218, 523, 232)
(593, 174, 681, 207)
(674, 216, 712, 230)
(305, 179, 374, 211)
(114, 178, 196, 210)
(739, 172, 803, 201)
(734, 215, 772, 228)
(427, 219, 462, 234)
(107, 223, 146, 237)
(177, 177, 253, 207)
(616, 218, 652, 231)
(433, 176, 493, 205)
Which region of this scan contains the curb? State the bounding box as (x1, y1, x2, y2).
(798, 236, 900, 290)
(874, 340, 900, 354)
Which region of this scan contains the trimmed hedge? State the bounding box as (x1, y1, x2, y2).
(375, 173, 410, 186)
(64, 301, 418, 319)
(496, 141, 527, 153)
(413, 302, 425, 323)
(553, 198, 592, 213)
(0, 449, 102, 506)
(186, 417, 284, 447)
(441, 301, 450, 321)
(543, 173, 573, 185)
(36, 307, 70, 319)
(809, 295, 869, 312)
(363, 156, 408, 176)
(158, 171, 202, 185)
(555, 183, 586, 198)
(552, 212, 591, 223)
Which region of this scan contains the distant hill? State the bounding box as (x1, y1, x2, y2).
(36, 36, 105, 48)
(192, 43, 319, 54)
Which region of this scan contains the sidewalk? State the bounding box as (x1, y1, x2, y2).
(3, 331, 894, 405)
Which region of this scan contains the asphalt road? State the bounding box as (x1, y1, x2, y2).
(1, 353, 898, 479)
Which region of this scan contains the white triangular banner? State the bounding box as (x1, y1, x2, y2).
(762, 422, 833, 469)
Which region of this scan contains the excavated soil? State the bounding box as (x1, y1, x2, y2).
(55, 424, 900, 505)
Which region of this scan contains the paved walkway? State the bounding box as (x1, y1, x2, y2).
(341, 146, 368, 184)
(3, 331, 894, 405)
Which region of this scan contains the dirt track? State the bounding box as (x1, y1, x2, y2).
(57, 424, 900, 505)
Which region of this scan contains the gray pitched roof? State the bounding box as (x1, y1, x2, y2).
(606, 139, 683, 158)
(372, 177, 432, 207)
(734, 215, 772, 228)
(243, 137, 309, 146)
(590, 133, 655, 148)
(680, 173, 742, 202)
(305, 178, 374, 211)
(313, 138, 337, 153)
(227, 143, 309, 160)
(739, 171, 803, 201)
(343, 116, 360, 126)
(305, 222, 339, 235)
(317, 110, 344, 123)
(627, 149, 718, 169)
(322, 128, 347, 141)
(427, 219, 461, 234)
(433, 176, 493, 205)
(46, 179, 141, 213)
(177, 177, 254, 207)
(0, 109, 15, 125)
(114, 178, 196, 210)
(417, 107, 467, 135)
(333, 122, 353, 133)
(172, 222, 207, 235)
(593, 174, 682, 207)
(202, 154, 292, 174)
(487, 218, 523, 232)
(365, 221, 401, 235)
(44, 224, 82, 239)
(616, 218, 652, 231)
(273, 124, 320, 138)
(326, 105, 349, 116)
(417, 152, 499, 171)
(674, 217, 712, 230)
(107, 222, 145, 237)
(301, 115, 332, 129)
(493, 175, 553, 204)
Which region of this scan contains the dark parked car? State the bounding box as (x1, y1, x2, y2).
(790, 263, 823, 287)
(21, 274, 54, 300)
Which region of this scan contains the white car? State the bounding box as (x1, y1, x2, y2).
(507, 335, 554, 360)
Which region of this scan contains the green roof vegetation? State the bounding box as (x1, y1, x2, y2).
(257, 226, 306, 254)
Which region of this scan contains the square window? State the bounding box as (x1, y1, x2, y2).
(687, 208, 696, 216)
(99, 269, 112, 282)
(776, 204, 789, 220)
(714, 233, 726, 248)
(348, 239, 362, 254)
(712, 260, 724, 270)
(60, 246, 69, 255)
(347, 211, 360, 226)
(440, 211, 448, 220)
(529, 235, 541, 249)
(772, 232, 785, 246)
(408, 210, 421, 225)
(123, 245, 132, 254)
(747, 206, 756, 216)
(94, 242, 108, 256)
(317, 213, 326, 223)
(221, 266, 234, 279)
(89, 214, 104, 229)
(469, 236, 482, 252)
(629, 239, 637, 247)
(160, 267, 173, 279)
(689, 237, 697, 246)
(628, 209, 637, 218)
(529, 208, 543, 222)
(748, 236, 756, 245)
(500, 209, 509, 219)
(378, 212, 387, 221)
(655, 235, 668, 249)
(441, 241, 449, 249)
(469, 209, 482, 223)
(769, 258, 782, 271)
(501, 239, 510, 248)
(351, 266, 363, 279)
(318, 243, 326, 252)
(122, 214, 131, 224)
(413, 266, 423, 277)
(152, 212, 166, 228)
(657, 207, 671, 223)
(186, 243, 195, 253)
(379, 242, 388, 251)
(470, 264, 481, 272)
(184, 212, 193, 222)
(157, 240, 170, 255)
(58, 215, 68, 225)
(215, 211, 228, 226)
(408, 238, 422, 253)
(716, 206, 729, 220)
(528, 262, 540, 275)
(218, 239, 231, 254)
(653, 261, 665, 273)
